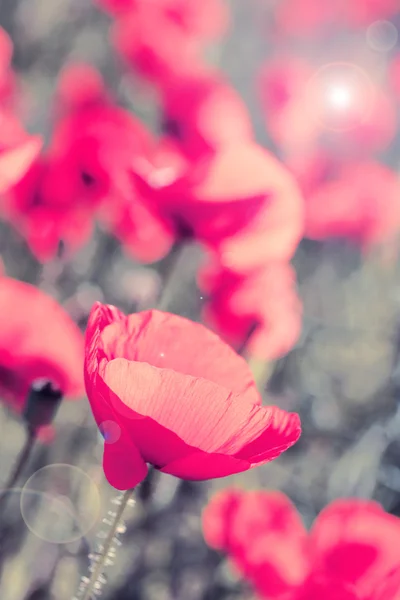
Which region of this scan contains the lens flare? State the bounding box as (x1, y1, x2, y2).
(306, 62, 375, 131)
(367, 20, 398, 52)
(20, 464, 101, 543)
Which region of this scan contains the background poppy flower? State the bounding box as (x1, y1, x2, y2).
(106, 189, 176, 263)
(158, 70, 253, 161)
(273, 0, 398, 36)
(304, 161, 400, 252)
(199, 261, 302, 360)
(0, 126, 42, 197)
(0, 28, 42, 196)
(108, 0, 228, 86)
(134, 142, 304, 274)
(258, 57, 319, 152)
(2, 158, 95, 261)
(84, 302, 301, 490)
(99, 0, 229, 40)
(189, 143, 304, 274)
(2, 66, 157, 261)
(0, 269, 84, 413)
(53, 62, 108, 119)
(203, 490, 400, 600)
(203, 488, 310, 598)
(112, 8, 205, 87)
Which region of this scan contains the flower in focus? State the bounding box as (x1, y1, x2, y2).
(199, 261, 302, 360)
(304, 161, 400, 253)
(84, 302, 301, 490)
(203, 489, 400, 600)
(0, 267, 84, 413)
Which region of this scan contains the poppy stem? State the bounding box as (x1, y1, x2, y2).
(246, 356, 273, 393)
(0, 425, 36, 517)
(74, 488, 135, 600)
(239, 323, 273, 393)
(157, 242, 186, 310)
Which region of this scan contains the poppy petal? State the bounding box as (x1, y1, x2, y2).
(103, 432, 148, 490)
(160, 451, 249, 480)
(99, 308, 260, 402)
(100, 357, 299, 468)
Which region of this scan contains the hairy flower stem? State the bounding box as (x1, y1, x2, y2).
(0, 425, 36, 518)
(76, 488, 135, 600)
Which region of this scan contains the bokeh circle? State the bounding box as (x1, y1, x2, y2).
(306, 62, 375, 132)
(20, 464, 101, 543)
(367, 21, 398, 53)
(99, 420, 121, 444)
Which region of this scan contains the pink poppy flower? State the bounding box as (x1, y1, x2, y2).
(84, 302, 301, 489)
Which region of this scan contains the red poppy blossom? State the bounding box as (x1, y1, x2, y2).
(47, 78, 154, 213)
(112, 8, 205, 87)
(272, 0, 337, 37)
(273, 0, 398, 36)
(287, 150, 341, 199)
(2, 64, 156, 261)
(105, 188, 176, 263)
(199, 261, 302, 360)
(0, 29, 42, 196)
(53, 62, 108, 119)
(158, 70, 253, 161)
(98, 0, 229, 40)
(0, 269, 84, 414)
(344, 0, 398, 27)
(304, 161, 400, 252)
(0, 116, 42, 197)
(187, 143, 304, 274)
(258, 57, 318, 152)
(84, 302, 301, 490)
(203, 489, 400, 600)
(134, 142, 304, 275)
(1, 158, 94, 262)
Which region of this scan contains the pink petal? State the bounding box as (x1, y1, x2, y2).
(101, 358, 299, 469)
(99, 307, 260, 402)
(103, 431, 148, 490)
(160, 452, 250, 480)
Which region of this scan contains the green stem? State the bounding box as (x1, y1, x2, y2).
(76, 488, 135, 600)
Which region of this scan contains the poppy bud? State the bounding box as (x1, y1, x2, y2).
(23, 379, 63, 430)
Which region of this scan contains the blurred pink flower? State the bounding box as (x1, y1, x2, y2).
(204, 489, 400, 600)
